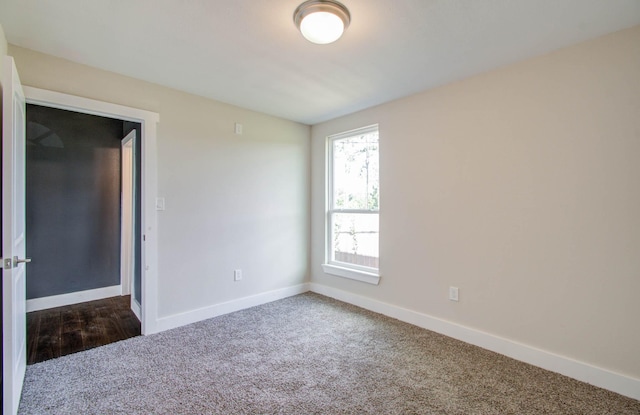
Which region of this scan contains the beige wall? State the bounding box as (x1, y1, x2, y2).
(6, 18, 640, 383)
(9, 45, 311, 319)
(311, 25, 640, 379)
(0, 23, 6, 79)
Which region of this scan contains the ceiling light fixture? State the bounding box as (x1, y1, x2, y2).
(294, 0, 351, 45)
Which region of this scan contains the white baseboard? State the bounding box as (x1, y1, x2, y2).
(26, 285, 122, 312)
(131, 298, 142, 321)
(309, 283, 640, 402)
(154, 283, 311, 333)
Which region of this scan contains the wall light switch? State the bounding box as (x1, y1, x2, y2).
(234, 269, 242, 281)
(155, 197, 165, 211)
(234, 123, 243, 135)
(449, 286, 459, 302)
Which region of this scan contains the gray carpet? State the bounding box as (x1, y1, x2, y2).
(19, 293, 640, 414)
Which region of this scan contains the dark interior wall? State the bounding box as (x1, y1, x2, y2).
(26, 104, 124, 299)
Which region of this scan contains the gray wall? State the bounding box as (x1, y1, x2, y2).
(26, 104, 132, 299)
(11, 44, 310, 331)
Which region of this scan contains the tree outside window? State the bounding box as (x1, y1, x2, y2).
(328, 126, 379, 270)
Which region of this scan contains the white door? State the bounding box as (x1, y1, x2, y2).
(2, 56, 28, 415)
(120, 131, 135, 297)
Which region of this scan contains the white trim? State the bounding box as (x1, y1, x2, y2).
(23, 87, 157, 123)
(131, 298, 142, 321)
(331, 209, 379, 214)
(325, 124, 380, 278)
(23, 86, 160, 335)
(26, 285, 122, 312)
(321, 263, 380, 285)
(328, 124, 379, 141)
(155, 284, 310, 333)
(309, 283, 640, 401)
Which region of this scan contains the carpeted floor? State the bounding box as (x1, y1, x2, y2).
(19, 293, 640, 414)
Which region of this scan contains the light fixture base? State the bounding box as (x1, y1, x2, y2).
(294, 0, 351, 44)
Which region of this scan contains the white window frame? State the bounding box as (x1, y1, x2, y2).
(322, 125, 380, 285)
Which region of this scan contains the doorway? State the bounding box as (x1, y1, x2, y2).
(22, 85, 160, 336)
(26, 105, 140, 303)
(25, 104, 142, 360)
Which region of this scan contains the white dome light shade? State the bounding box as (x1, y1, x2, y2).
(294, 0, 351, 45)
(300, 11, 345, 44)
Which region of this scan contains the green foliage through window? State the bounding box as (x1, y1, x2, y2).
(328, 126, 379, 270)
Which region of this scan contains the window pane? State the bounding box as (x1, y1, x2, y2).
(332, 132, 379, 210)
(331, 212, 379, 268)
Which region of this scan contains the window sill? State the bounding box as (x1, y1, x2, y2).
(321, 264, 381, 285)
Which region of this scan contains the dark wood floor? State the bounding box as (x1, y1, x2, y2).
(27, 295, 141, 365)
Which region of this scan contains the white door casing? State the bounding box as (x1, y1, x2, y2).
(22, 86, 160, 335)
(2, 56, 28, 415)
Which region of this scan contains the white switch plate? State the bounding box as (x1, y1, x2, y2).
(234, 123, 243, 135)
(155, 197, 165, 211)
(234, 269, 242, 281)
(449, 286, 459, 302)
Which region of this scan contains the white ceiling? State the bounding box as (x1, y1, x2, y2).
(2, 0, 639, 125)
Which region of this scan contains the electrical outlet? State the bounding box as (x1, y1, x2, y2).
(449, 286, 459, 302)
(234, 269, 242, 281)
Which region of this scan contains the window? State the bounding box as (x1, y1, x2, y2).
(323, 125, 380, 285)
